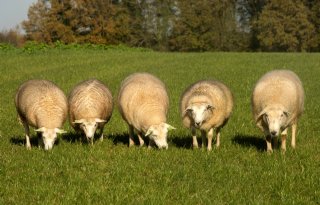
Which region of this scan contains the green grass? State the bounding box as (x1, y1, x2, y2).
(0, 49, 319, 204)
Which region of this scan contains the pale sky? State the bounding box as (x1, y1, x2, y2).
(0, 0, 37, 31)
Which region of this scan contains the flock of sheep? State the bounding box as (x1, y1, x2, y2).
(14, 70, 304, 152)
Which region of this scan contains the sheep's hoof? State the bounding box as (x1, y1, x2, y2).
(267, 149, 273, 154)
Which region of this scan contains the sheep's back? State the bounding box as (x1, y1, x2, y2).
(118, 73, 168, 129)
(252, 70, 304, 119)
(69, 79, 113, 123)
(15, 80, 68, 128)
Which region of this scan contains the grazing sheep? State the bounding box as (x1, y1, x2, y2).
(68, 79, 113, 144)
(118, 73, 175, 149)
(15, 80, 68, 150)
(180, 80, 233, 151)
(251, 70, 304, 152)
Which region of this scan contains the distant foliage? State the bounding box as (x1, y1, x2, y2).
(254, 0, 317, 52)
(22, 0, 320, 51)
(0, 28, 25, 47)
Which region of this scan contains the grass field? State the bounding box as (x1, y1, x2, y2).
(0, 48, 319, 204)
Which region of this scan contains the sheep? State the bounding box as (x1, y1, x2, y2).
(68, 79, 113, 144)
(15, 79, 68, 150)
(251, 70, 304, 152)
(180, 80, 234, 151)
(118, 72, 175, 149)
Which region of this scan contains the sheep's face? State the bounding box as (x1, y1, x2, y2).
(74, 118, 106, 140)
(259, 108, 289, 137)
(35, 127, 66, 150)
(185, 104, 214, 128)
(145, 123, 176, 149)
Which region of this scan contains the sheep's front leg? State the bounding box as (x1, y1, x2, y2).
(37, 132, 42, 149)
(201, 130, 207, 149)
(23, 122, 31, 150)
(128, 125, 135, 147)
(291, 123, 297, 149)
(266, 135, 273, 153)
(137, 132, 144, 147)
(281, 128, 288, 152)
(215, 127, 221, 148)
(207, 128, 214, 151)
(99, 126, 105, 142)
(191, 127, 198, 149)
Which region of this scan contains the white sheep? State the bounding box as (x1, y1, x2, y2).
(15, 79, 68, 150)
(180, 80, 233, 151)
(68, 79, 113, 144)
(118, 73, 175, 149)
(251, 70, 304, 152)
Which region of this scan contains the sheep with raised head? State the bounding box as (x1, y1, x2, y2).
(180, 80, 233, 151)
(118, 73, 175, 149)
(251, 70, 304, 152)
(15, 79, 68, 150)
(68, 79, 113, 144)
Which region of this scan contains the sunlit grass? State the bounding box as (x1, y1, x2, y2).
(0, 49, 319, 204)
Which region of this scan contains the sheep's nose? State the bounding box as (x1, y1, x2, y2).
(271, 131, 277, 136)
(195, 122, 201, 126)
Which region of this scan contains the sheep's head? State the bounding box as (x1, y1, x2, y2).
(257, 106, 290, 137)
(73, 118, 106, 141)
(35, 127, 66, 150)
(145, 123, 176, 149)
(184, 103, 214, 128)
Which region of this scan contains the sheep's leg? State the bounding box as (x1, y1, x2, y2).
(148, 139, 155, 149)
(23, 122, 31, 150)
(137, 132, 144, 147)
(99, 126, 104, 142)
(291, 123, 297, 149)
(191, 127, 198, 149)
(272, 136, 278, 149)
(201, 130, 207, 149)
(88, 137, 94, 146)
(266, 135, 273, 153)
(215, 127, 221, 148)
(207, 128, 214, 151)
(37, 132, 42, 149)
(128, 125, 135, 147)
(281, 128, 288, 152)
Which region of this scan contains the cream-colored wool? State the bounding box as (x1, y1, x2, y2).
(118, 72, 174, 149)
(68, 79, 113, 144)
(15, 79, 68, 150)
(251, 70, 304, 152)
(180, 80, 233, 150)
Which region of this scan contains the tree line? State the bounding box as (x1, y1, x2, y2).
(19, 0, 320, 52)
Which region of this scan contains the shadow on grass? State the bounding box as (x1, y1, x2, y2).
(107, 133, 129, 146)
(10, 135, 60, 148)
(170, 135, 193, 149)
(232, 134, 266, 152)
(62, 132, 81, 143)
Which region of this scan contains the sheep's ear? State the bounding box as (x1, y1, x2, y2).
(206, 104, 214, 111)
(73, 119, 85, 124)
(95, 118, 106, 123)
(164, 123, 176, 131)
(35, 127, 46, 132)
(283, 111, 290, 117)
(256, 109, 266, 123)
(184, 106, 193, 115)
(145, 127, 154, 136)
(55, 128, 67, 134)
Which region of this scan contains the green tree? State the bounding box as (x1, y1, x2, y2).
(169, 0, 246, 51)
(254, 0, 317, 52)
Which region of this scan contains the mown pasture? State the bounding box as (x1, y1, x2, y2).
(0, 48, 319, 204)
